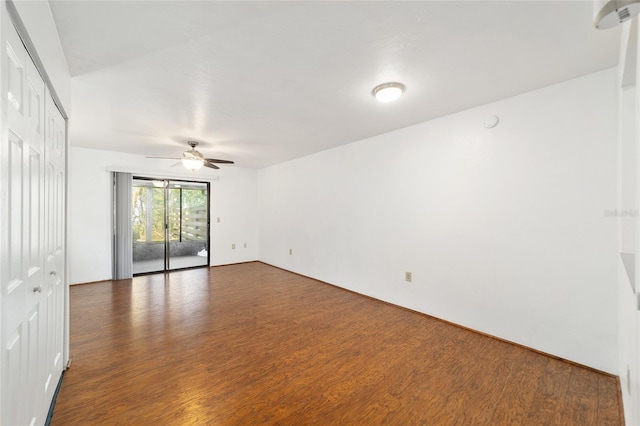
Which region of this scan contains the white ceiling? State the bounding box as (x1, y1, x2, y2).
(49, 1, 621, 169)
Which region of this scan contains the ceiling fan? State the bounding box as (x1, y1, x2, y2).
(146, 141, 234, 171)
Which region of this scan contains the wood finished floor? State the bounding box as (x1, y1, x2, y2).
(52, 262, 622, 425)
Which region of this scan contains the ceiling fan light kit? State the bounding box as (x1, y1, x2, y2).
(181, 142, 205, 170)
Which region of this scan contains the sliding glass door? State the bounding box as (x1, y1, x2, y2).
(131, 178, 210, 275)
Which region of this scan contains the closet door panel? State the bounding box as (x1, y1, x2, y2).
(0, 14, 55, 426)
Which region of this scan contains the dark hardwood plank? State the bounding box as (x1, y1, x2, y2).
(559, 365, 599, 424)
(52, 262, 623, 425)
(599, 374, 625, 425)
(524, 354, 575, 424)
(489, 349, 545, 425)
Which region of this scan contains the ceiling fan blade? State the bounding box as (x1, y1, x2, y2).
(205, 158, 234, 164)
(146, 156, 181, 160)
(170, 161, 182, 167)
(203, 162, 220, 170)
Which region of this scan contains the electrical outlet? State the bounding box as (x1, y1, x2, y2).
(232, 244, 235, 249)
(217, 217, 220, 223)
(289, 249, 293, 255)
(405, 272, 412, 282)
(244, 243, 247, 248)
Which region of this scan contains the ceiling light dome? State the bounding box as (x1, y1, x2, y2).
(182, 158, 204, 170)
(373, 82, 405, 102)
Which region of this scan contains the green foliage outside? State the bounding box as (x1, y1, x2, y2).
(132, 184, 207, 243)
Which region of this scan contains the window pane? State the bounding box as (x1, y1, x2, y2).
(168, 188, 180, 241)
(132, 186, 147, 242)
(151, 187, 165, 242)
(181, 188, 207, 241)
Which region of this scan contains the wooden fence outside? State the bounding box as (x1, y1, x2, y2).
(181, 205, 207, 241)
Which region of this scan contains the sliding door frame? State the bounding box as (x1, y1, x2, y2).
(132, 176, 211, 276)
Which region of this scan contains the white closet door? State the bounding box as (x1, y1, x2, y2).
(43, 89, 66, 412)
(0, 13, 65, 426)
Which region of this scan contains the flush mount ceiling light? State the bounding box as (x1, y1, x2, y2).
(593, 0, 640, 29)
(372, 82, 405, 102)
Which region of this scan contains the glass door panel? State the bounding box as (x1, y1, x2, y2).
(167, 181, 209, 270)
(132, 179, 167, 274)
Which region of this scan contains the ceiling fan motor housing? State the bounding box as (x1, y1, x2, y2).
(184, 148, 204, 161)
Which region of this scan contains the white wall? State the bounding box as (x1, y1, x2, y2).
(68, 147, 259, 284)
(258, 69, 619, 373)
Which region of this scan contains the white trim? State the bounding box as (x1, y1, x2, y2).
(105, 165, 220, 181)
